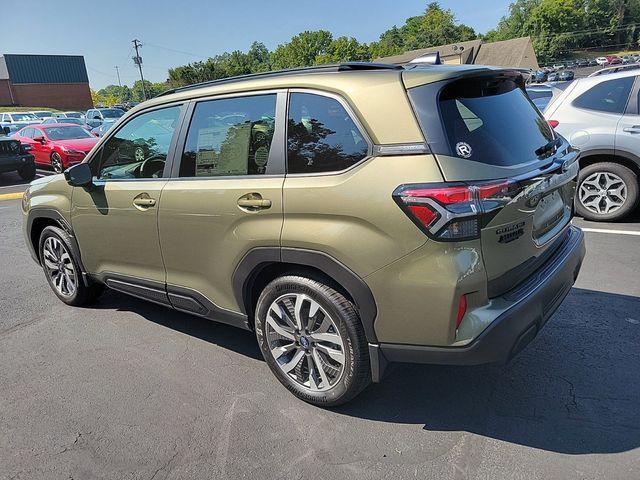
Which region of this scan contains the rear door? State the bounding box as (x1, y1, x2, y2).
(158, 91, 285, 320)
(408, 72, 579, 294)
(615, 75, 640, 158)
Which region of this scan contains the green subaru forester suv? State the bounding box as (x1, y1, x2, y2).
(23, 63, 585, 406)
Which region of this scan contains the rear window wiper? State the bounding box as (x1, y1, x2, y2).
(535, 137, 561, 158)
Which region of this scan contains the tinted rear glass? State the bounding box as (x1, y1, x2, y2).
(410, 76, 555, 166)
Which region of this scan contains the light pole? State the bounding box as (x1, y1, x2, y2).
(115, 65, 122, 87)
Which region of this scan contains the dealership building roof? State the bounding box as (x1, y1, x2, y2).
(375, 36, 539, 70)
(0, 54, 89, 84)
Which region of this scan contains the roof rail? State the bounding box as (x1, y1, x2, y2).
(156, 62, 403, 98)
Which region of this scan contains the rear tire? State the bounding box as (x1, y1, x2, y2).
(38, 226, 103, 306)
(575, 162, 638, 221)
(255, 275, 371, 407)
(18, 162, 36, 181)
(50, 152, 63, 174)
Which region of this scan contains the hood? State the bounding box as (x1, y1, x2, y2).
(53, 137, 99, 151)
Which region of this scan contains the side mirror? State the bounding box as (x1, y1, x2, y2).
(33, 135, 46, 143)
(2, 126, 9, 135)
(64, 162, 93, 187)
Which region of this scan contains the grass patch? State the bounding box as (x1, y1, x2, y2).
(0, 106, 62, 113)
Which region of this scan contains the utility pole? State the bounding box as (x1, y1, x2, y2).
(115, 65, 122, 87)
(132, 39, 147, 100)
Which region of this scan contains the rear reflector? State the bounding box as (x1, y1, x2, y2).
(548, 120, 559, 128)
(456, 294, 467, 330)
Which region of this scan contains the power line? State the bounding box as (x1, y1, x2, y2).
(143, 42, 209, 60)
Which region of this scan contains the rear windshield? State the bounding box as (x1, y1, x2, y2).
(409, 76, 555, 167)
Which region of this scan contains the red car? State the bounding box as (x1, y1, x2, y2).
(13, 124, 99, 173)
(606, 55, 623, 65)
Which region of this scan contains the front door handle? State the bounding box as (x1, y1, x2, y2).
(133, 193, 156, 210)
(623, 125, 640, 134)
(237, 193, 272, 211)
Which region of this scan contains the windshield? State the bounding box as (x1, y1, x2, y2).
(44, 126, 93, 140)
(64, 112, 82, 118)
(101, 109, 125, 118)
(36, 112, 53, 118)
(11, 113, 39, 121)
(410, 75, 555, 167)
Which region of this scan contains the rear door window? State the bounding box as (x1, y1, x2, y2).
(572, 76, 634, 114)
(179, 94, 277, 177)
(409, 76, 555, 167)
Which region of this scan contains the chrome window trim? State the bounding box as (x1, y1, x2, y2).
(170, 89, 287, 180)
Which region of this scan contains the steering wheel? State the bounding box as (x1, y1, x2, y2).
(139, 155, 166, 178)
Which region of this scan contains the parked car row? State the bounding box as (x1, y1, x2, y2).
(542, 69, 640, 221)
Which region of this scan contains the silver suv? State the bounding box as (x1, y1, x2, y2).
(544, 70, 640, 221)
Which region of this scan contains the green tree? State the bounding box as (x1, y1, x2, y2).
(370, 2, 476, 58)
(131, 80, 168, 101)
(270, 30, 334, 69)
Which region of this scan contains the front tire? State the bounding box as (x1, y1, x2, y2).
(38, 226, 103, 306)
(255, 275, 371, 407)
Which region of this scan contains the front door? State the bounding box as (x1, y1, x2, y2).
(158, 92, 285, 318)
(71, 104, 184, 284)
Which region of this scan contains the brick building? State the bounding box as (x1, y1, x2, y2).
(0, 54, 93, 110)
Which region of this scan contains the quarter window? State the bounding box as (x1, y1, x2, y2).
(572, 77, 634, 114)
(287, 93, 368, 174)
(95, 106, 180, 180)
(179, 94, 277, 177)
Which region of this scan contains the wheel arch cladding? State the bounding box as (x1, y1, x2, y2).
(232, 247, 378, 343)
(580, 149, 640, 178)
(27, 209, 89, 284)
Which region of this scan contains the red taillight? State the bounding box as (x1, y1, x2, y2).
(393, 180, 517, 241)
(548, 120, 559, 128)
(407, 204, 439, 228)
(456, 294, 467, 330)
(401, 186, 471, 204)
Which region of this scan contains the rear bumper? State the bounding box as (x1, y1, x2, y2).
(0, 153, 34, 173)
(371, 226, 585, 379)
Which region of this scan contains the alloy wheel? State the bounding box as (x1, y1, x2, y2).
(51, 153, 63, 174)
(42, 236, 77, 297)
(578, 171, 627, 216)
(265, 293, 346, 392)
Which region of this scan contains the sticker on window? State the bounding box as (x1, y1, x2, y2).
(455, 142, 473, 158)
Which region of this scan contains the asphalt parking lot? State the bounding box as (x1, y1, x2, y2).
(1, 171, 639, 479)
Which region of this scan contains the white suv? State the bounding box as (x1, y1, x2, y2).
(544, 70, 640, 221)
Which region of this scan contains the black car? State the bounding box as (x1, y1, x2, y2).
(0, 127, 36, 180)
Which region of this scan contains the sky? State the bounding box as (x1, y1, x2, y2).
(3, 0, 512, 89)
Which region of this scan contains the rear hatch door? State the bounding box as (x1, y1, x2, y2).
(406, 71, 579, 296)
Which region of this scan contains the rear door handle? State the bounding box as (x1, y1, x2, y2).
(623, 125, 640, 133)
(237, 193, 272, 211)
(133, 193, 156, 210)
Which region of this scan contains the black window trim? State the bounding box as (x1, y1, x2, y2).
(571, 75, 635, 116)
(87, 100, 188, 183)
(168, 89, 288, 180)
(285, 88, 374, 177)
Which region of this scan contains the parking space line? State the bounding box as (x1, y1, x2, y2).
(0, 192, 24, 201)
(582, 227, 640, 236)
